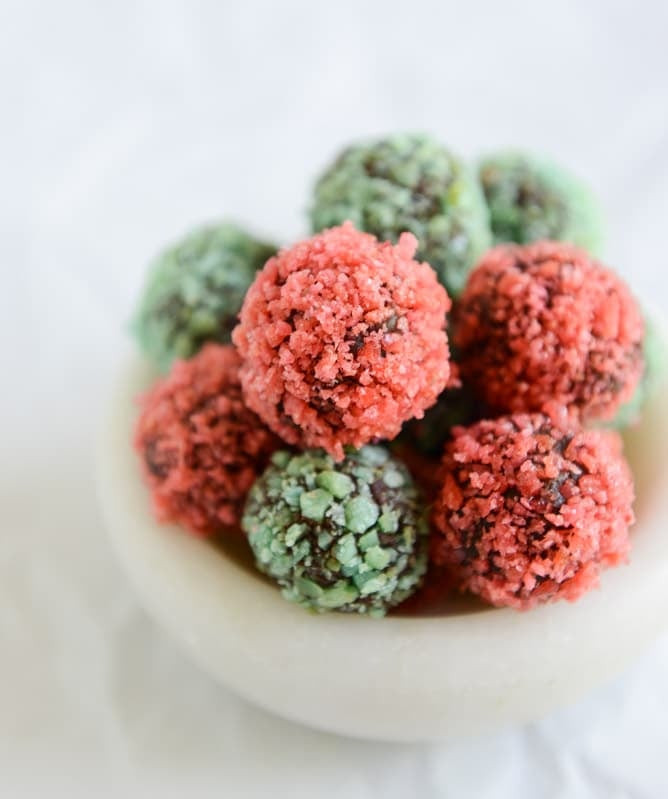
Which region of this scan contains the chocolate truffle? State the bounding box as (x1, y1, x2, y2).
(479, 151, 603, 251)
(233, 222, 453, 461)
(134, 344, 280, 537)
(431, 411, 635, 610)
(456, 241, 644, 422)
(310, 134, 491, 295)
(243, 446, 428, 616)
(134, 222, 276, 371)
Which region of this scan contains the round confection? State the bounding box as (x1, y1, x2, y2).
(134, 343, 280, 537)
(232, 222, 453, 461)
(478, 151, 603, 252)
(134, 222, 276, 371)
(310, 134, 491, 296)
(431, 411, 635, 610)
(456, 241, 644, 422)
(610, 313, 665, 429)
(243, 446, 428, 616)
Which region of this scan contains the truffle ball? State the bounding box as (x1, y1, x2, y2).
(243, 446, 428, 616)
(431, 411, 635, 609)
(310, 134, 491, 295)
(233, 222, 453, 460)
(456, 241, 644, 422)
(479, 152, 603, 251)
(134, 222, 276, 371)
(134, 344, 280, 537)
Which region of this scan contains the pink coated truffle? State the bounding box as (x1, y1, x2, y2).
(232, 222, 453, 460)
(134, 343, 280, 537)
(431, 409, 635, 609)
(455, 241, 644, 422)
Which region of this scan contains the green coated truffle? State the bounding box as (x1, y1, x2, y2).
(310, 134, 491, 296)
(243, 446, 429, 616)
(133, 222, 276, 371)
(610, 314, 666, 429)
(478, 151, 604, 251)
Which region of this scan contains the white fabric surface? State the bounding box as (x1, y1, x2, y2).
(3, 0, 668, 794)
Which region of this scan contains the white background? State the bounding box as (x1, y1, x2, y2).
(3, 0, 668, 795)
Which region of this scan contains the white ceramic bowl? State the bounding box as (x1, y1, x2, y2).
(97, 353, 668, 742)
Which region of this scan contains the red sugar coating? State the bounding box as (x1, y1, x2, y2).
(233, 222, 452, 460)
(431, 409, 634, 609)
(455, 241, 644, 421)
(134, 344, 280, 537)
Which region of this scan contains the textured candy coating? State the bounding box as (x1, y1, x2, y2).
(479, 152, 603, 252)
(233, 222, 453, 460)
(134, 344, 280, 537)
(134, 222, 276, 371)
(310, 134, 491, 295)
(243, 446, 428, 616)
(431, 411, 634, 609)
(456, 241, 644, 422)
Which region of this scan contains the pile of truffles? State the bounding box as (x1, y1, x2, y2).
(132, 133, 658, 616)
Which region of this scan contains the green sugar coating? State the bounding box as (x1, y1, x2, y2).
(243, 446, 429, 616)
(609, 314, 666, 429)
(310, 134, 491, 296)
(478, 151, 604, 252)
(133, 222, 276, 371)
